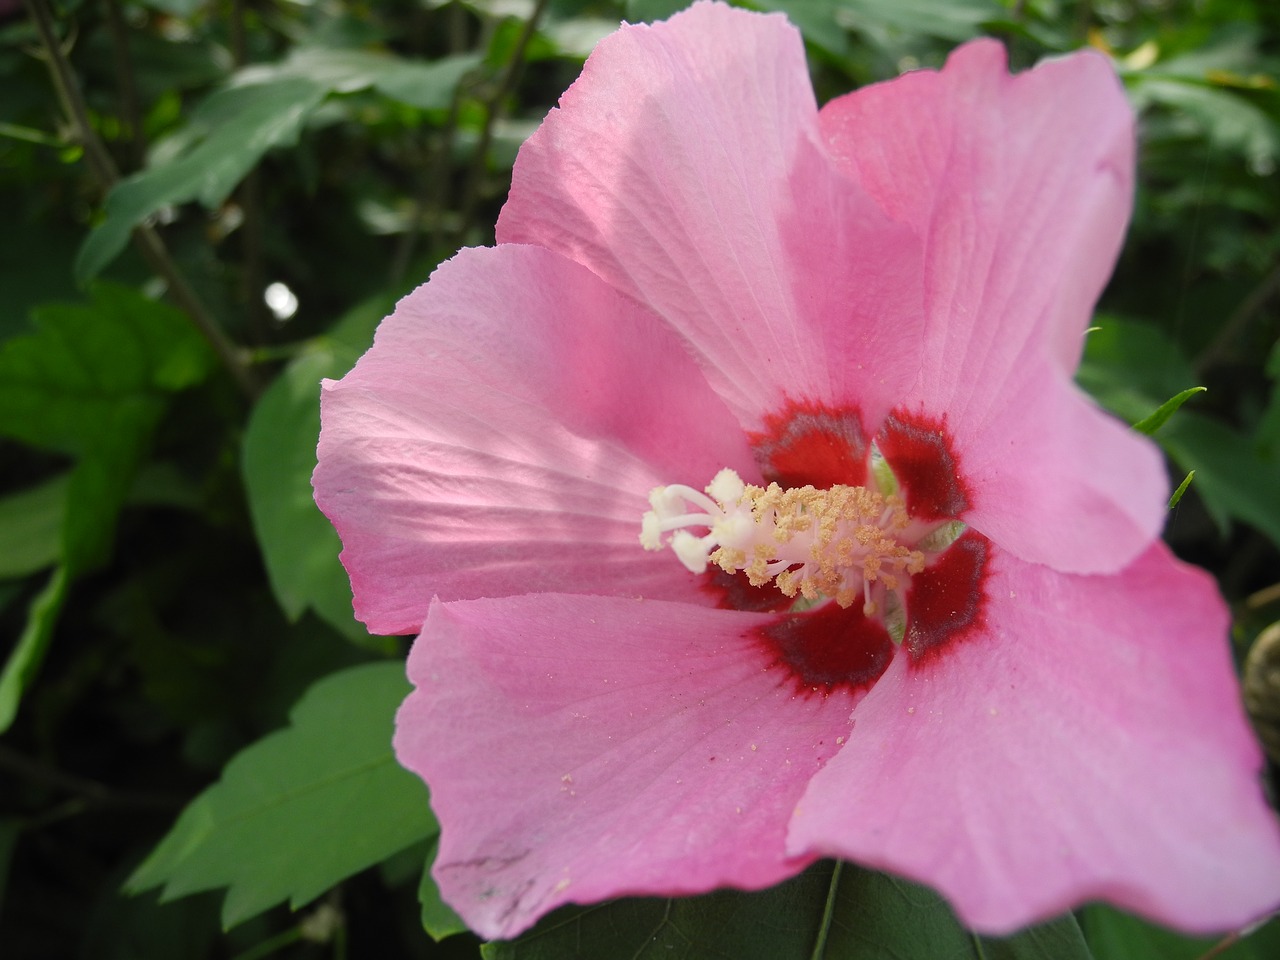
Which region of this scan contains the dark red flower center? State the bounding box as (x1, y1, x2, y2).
(731, 402, 988, 694)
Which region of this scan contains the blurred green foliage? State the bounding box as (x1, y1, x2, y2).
(1, 0, 1278, 958)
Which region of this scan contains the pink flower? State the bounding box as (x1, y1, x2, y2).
(314, 1, 1280, 942)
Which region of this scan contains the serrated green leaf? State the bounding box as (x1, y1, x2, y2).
(1132, 386, 1206, 435)
(419, 838, 467, 942)
(126, 661, 437, 929)
(481, 861, 1089, 960)
(0, 283, 210, 460)
(242, 295, 389, 645)
(0, 284, 210, 731)
(0, 474, 68, 578)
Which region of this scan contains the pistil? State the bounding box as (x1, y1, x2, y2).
(640, 468, 925, 615)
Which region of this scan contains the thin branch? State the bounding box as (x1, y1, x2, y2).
(24, 0, 260, 398)
(229, 0, 270, 342)
(103, 0, 144, 167)
(0, 743, 181, 810)
(456, 0, 551, 240)
(25, 0, 118, 186)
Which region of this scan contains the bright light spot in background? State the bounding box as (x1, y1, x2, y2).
(264, 282, 298, 321)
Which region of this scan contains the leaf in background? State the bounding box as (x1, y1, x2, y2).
(0, 283, 211, 731)
(482, 860, 833, 960)
(757, 0, 1002, 48)
(1132, 386, 1206, 435)
(624, 0, 690, 24)
(242, 295, 390, 646)
(1159, 412, 1280, 548)
(266, 49, 482, 110)
(75, 50, 482, 282)
(76, 78, 328, 283)
(1256, 339, 1280, 459)
(1078, 317, 1280, 550)
(1081, 904, 1280, 960)
(126, 661, 438, 928)
(0, 474, 67, 579)
(1128, 75, 1280, 175)
(419, 838, 468, 942)
(483, 860, 1092, 960)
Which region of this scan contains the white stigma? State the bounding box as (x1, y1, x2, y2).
(640, 468, 925, 613)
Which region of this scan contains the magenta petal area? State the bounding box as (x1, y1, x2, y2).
(788, 543, 1280, 934)
(314, 245, 757, 635)
(496, 1, 923, 430)
(397, 593, 860, 940)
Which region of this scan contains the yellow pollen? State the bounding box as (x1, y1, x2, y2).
(641, 470, 926, 611)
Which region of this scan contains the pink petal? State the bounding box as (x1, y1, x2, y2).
(788, 543, 1280, 934)
(397, 593, 858, 940)
(314, 245, 756, 635)
(820, 40, 1133, 383)
(496, 1, 924, 431)
(822, 42, 1162, 573)
(937, 364, 1167, 575)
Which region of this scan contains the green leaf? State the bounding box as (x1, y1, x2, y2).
(1159, 411, 1280, 549)
(76, 77, 329, 283)
(757, 0, 1002, 46)
(1132, 386, 1206, 435)
(483, 859, 834, 960)
(75, 50, 482, 281)
(271, 48, 482, 110)
(482, 861, 1091, 960)
(1168, 470, 1195, 509)
(0, 474, 68, 578)
(1078, 318, 1280, 550)
(0, 566, 69, 733)
(419, 838, 467, 941)
(0, 283, 210, 731)
(1129, 75, 1280, 174)
(0, 283, 209, 463)
(241, 295, 389, 645)
(126, 661, 437, 929)
(1081, 904, 1280, 960)
(981, 913, 1093, 960)
(624, 0, 689, 24)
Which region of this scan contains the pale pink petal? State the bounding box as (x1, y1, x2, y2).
(820, 40, 1133, 384)
(788, 543, 1280, 934)
(936, 363, 1167, 575)
(822, 42, 1161, 572)
(314, 245, 757, 635)
(397, 593, 858, 940)
(497, 1, 924, 430)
